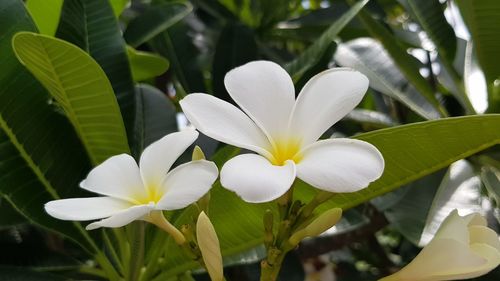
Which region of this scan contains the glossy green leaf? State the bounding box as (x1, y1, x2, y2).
(314, 114, 500, 211)
(25, 0, 64, 36)
(404, 0, 456, 62)
(56, 0, 136, 137)
(124, 2, 192, 48)
(285, 0, 368, 81)
(212, 22, 258, 102)
(13, 32, 130, 165)
(354, 5, 446, 116)
(149, 115, 499, 276)
(372, 169, 446, 245)
(134, 84, 177, 153)
(150, 22, 207, 95)
(0, 0, 94, 251)
(127, 47, 170, 82)
(456, 0, 500, 112)
(335, 38, 441, 119)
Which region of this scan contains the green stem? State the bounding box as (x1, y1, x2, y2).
(127, 221, 145, 281)
(103, 231, 124, 275)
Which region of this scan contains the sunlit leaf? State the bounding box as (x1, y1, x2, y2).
(13, 32, 130, 165)
(56, 0, 136, 137)
(25, 0, 63, 36)
(127, 47, 170, 82)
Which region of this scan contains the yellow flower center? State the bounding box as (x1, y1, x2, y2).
(269, 138, 303, 166)
(136, 184, 163, 204)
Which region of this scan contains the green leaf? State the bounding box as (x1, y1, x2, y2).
(212, 22, 258, 102)
(13, 32, 130, 165)
(284, 0, 368, 81)
(124, 2, 192, 48)
(0, 0, 95, 251)
(314, 115, 500, 211)
(150, 21, 207, 95)
(134, 84, 177, 153)
(0, 198, 25, 228)
(335, 38, 441, 119)
(404, 0, 456, 63)
(456, 0, 500, 112)
(56, 0, 136, 138)
(25, 0, 64, 36)
(372, 169, 446, 245)
(353, 5, 446, 116)
(110, 0, 129, 17)
(127, 46, 170, 82)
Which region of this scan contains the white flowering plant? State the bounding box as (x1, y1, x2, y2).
(0, 0, 499, 281)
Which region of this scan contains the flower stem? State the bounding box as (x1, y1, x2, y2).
(127, 221, 145, 281)
(260, 188, 336, 281)
(148, 210, 186, 244)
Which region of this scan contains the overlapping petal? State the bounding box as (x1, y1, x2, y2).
(289, 69, 369, 145)
(45, 197, 132, 221)
(80, 154, 144, 202)
(86, 204, 155, 230)
(225, 61, 295, 140)
(220, 154, 296, 203)
(296, 139, 384, 193)
(180, 94, 273, 158)
(140, 130, 198, 188)
(380, 210, 500, 281)
(157, 160, 219, 210)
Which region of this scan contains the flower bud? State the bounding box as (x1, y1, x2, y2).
(192, 145, 206, 160)
(288, 208, 342, 246)
(379, 210, 500, 281)
(196, 211, 223, 281)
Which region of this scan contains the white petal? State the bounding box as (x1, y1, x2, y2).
(45, 197, 132, 221)
(140, 130, 198, 188)
(180, 94, 273, 158)
(289, 69, 369, 145)
(469, 225, 500, 252)
(220, 154, 296, 203)
(296, 139, 384, 193)
(381, 238, 487, 281)
(86, 204, 154, 230)
(224, 61, 295, 140)
(156, 160, 219, 210)
(80, 154, 144, 202)
(434, 210, 470, 243)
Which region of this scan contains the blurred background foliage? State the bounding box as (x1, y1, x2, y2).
(0, 0, 499, 280)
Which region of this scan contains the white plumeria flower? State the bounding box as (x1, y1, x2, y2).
(45, 130, 218, 234)
(180, 61, 384, 203)
(380, 210, 500, 281)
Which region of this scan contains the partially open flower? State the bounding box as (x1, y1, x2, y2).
(45, 130, 218, 231)
(180, 60, 384, 203)
(380, 210, 500, 281)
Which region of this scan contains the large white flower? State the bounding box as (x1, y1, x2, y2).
(180, 61, 384, 203)
(380, 210, 500, 281)
(45, 130, 218, 230)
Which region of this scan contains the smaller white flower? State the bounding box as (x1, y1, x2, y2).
(180, 61, 384, 203)
(45, 130, 218, 231)
(380, 210, 500, 281)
